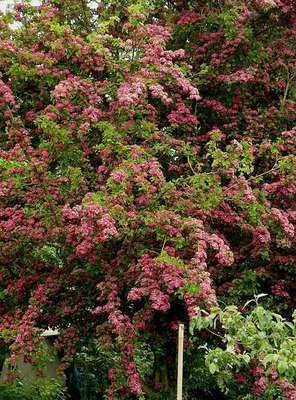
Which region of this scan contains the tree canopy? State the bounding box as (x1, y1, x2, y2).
(0, 1, 295, 399)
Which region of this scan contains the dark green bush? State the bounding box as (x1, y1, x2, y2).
(0, 378, 66, 400)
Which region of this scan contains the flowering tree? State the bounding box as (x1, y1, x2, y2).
(172, 0, 296, 309)
(0, 0, 295, 399)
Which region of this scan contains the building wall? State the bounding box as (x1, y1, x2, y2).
(0, 338, 63, 383)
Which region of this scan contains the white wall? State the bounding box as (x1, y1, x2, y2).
(0, 0, 41, 12)
(0, 1, 11, 11)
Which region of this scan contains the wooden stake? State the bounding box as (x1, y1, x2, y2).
(177, 324, 184, 400)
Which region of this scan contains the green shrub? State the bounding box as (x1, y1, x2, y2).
(0, 378, 66, 400)
(190, 301, 296, 399)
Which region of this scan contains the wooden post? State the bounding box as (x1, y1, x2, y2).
(177, 324, 184, 400)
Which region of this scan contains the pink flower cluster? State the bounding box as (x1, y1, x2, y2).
(203, 99, 228, 114)
(63, 203, 119, 262)
(183, 218, 234, 267)
(253, 377, 268, 396)
(145, 24, 172, 43)
(271, 281, 289, 298)
(277, 379, 296, 400)
(149, 84, 173, 105)
(117, 77, 147, 107)
(218, 69, 255, 84)
(171, 70, 201, 100)
(0, 207, 24, 240)
(271, 208, 295, 240)
(251, 226, 271, 255)
(177, 11, 202, 25)
(11, 305, 41, 362)
(168, 101, 198, 128)
(52, 76, 101, 106)
(127, 254, 183, 312)
(110, 170, 126, 183)
(0, 79, 16, 107)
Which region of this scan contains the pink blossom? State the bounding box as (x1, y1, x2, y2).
(127, 288, 145, 301)
(110, 170, 126, 183)
(117, 77, 146, 107)
(168, 101, 198, 127)
(177, 11, 202, 25)
(253, 377, 267, 396)
(150, 289, 170, 312)
(0, 80, 16, 106)
(271, 208, 294, 239)
(149, 84, 172, 105)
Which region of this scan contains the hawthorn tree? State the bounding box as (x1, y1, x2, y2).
(0, 0, 295, 399)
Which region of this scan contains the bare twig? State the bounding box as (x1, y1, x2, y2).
(187, 156, 197, 175)
(280, 68, 295, 111)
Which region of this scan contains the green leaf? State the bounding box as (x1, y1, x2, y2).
(209, 363, 218, 374)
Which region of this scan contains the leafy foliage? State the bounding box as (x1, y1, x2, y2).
(0, 378, 66, 400)
(0, 0, 295, 399)
(191, 303, 296, 399)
